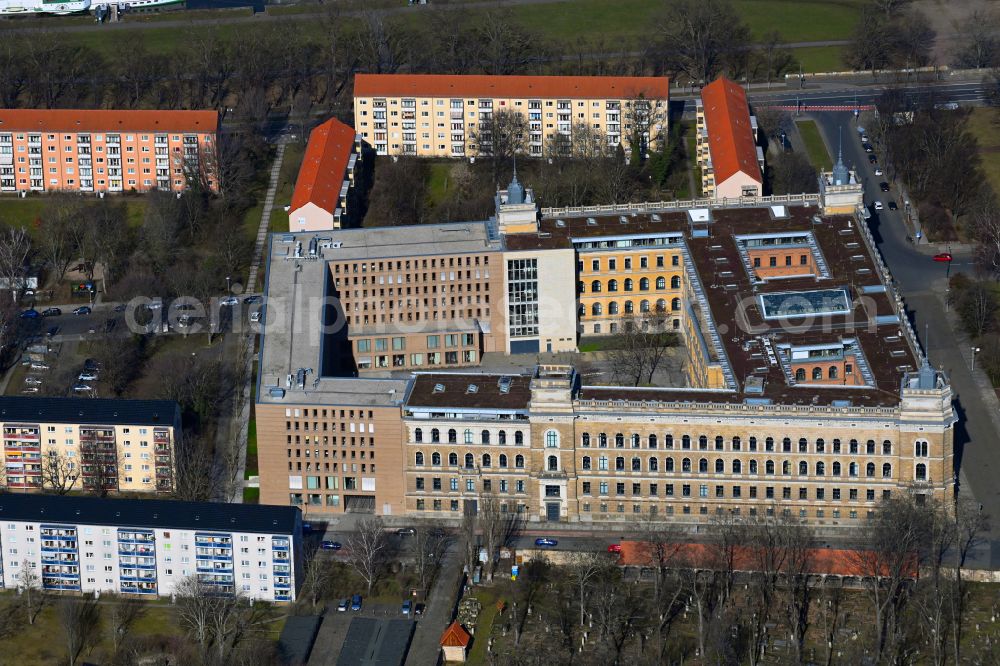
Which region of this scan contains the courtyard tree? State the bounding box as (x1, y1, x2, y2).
(478, 492, 522, 582)
(17, 559, 45, 626)
(347, 517, 389, 595)
(299, 546, 334, 613)
(59, 596, 102, 666)
(0, 224, 32, 301)
(411, 523, 449, 591)
(107, 596, 145, 660)
(654, 0, 750, 83)
(40, 451, 79, 495)
(565, 550, 615, 627)
(608, 309, 678, 386)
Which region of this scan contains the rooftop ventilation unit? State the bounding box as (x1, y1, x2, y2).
(295, 368, 306, 389)
(651, 214, 662, 221)
(586, 217, 597, 226)
(268, 387, 286, 399)
(555, 219, 566, 228)
(467, 384, 479, 394)
(498, 377, 512, 394)
(619, 215, 629, 224)
(433, 383, 446, 394)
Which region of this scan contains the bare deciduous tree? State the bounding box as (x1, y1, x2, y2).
(608, 310, 679, 386)
(411, 523, 449, 591)
(471, 108, 527, 183)
(478, 493, 522, 582)
(0, 225, 32, 301)
(107, 596, 145, 660)
(299, 547, 334, 613)
(346, 517, 389, 595)
(655, 0, 750, 83)
(59, 596, 102, 666)
(174, 574, 276, 664)
(41, 451, 79, 495)
(17, 560, 45, 626)
(565, 551, 614, 627)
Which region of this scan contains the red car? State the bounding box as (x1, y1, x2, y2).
(607, 544, 622, 553)
(933, 253, 953, 263)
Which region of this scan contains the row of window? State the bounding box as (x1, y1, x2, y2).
(579, 433, 910, 456)
(580, 255, 680, 272)
(415, 452, 526, 468)
(413, 429, 526, 445)
(580, 481, 892, 502)
(579, 455, 895, 478)
(582, 276, 680, 293)
(415, 476, 526, 493)
(585, 298, 680, 317)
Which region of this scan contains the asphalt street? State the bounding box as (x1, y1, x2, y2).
(810, 112, 1000, 565)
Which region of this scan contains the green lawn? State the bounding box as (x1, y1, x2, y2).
(966, 107, 1000, 196)
(426, 162, 454, 207)
(243, 486, 260, 503)
(246, 419, 258, 478)
(268, 141, 306, 234)
(466, 589, 502, 665)
(736, 0, 861, 43)
(795, 120, 833, 170)
(0, 197, 147, 238)
(683, 120, 699, 199)
(792, 45, 847, 73)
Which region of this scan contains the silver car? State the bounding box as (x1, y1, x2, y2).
(72, 384, 93, 392)
(78, 372, 99, 381)
(24, 377, 43, 386)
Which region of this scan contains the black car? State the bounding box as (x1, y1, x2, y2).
(46, 326, 58, 337)
(888, 201, 898, 211)
(73, 306, 91, 316)
(41, 307, 61, 317)
(879, 182, 890, 192)
(868, 154, 877, 164)
(863, 143, 873, 153)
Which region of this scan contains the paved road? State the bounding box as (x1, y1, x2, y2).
(811, 112, 1000, 562)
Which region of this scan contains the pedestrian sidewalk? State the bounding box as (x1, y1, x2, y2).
(404, 544, 462, 666)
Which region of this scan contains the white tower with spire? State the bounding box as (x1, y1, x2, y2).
(819, 127, 864, 215)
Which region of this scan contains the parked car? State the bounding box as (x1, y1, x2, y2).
(337, 598, 349, 612)
(244, 295, 263, 304)
(321, 540, 341, 550)
(879, 182, 890, 192)
(888, 201, 898, 211)
(402, 600, 412, 616)
(220, 296, 239, 307)
(72, 384, 93, 392)
(79, 372, 99, 381)
(46, 326, 59, 337)
(73, 306, 91, 315)
(249, 310, 263, 323)
(868, 154, 877, 164)
(861, 134, 869, 143)
(21, 387, 39, 394)
(29, 362, 49, 370)
(873, 201, 884, 211)
(607, 544, 622, 553)
(396, 527, 416, 536)
(41, 308, 61, 317)
(83, 359, 100, 371)
(535, 538, 558, 548)
(351, 594, 363, 611)
(863, 143, 873, 153)
(874, 167, 883, 176)
(933, 253, 953, 263)
(19, 309, 39, 319)
(24, 377, 42, 386)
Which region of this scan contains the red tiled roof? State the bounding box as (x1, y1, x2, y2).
(354, 74, 670, 100)
(0, 109, 218, 134)
(290, 117, 357, 215)
(618, 541, 917, 578)
(440, 620, 471, 648)
(700, 77, 762, 185)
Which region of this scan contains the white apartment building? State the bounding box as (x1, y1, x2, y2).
(0, 494, 303, 603)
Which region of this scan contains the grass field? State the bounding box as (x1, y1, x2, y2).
(426, 162, 454, 207)
(268, 141, 306, 234)
(0, 197, 147, 237)
(466, 589, 502, 665)
(795, 120, 833, 170)
(246, 418, 258, 477)
(967, 107, 1000, 196)
(793, 45, 847, 73)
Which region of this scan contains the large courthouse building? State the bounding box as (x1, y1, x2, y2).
(254, 164, 956, 527)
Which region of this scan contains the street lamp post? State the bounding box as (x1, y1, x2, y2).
(226, 276, 232, 293)
(972, 347, 981, 372)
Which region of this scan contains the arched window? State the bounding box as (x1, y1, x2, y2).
(914, 440, 928, 457)
(481, 430, 490, 444)
(461, 429, 472, 444)
(656, 277, 666, 290)
(749, 459, 758, 474)
(608, 279, 618, 292)
(656, 299, 667, 313)
(732, 459, 742, 474)
(515, 454, 525, 468)
(799, 438, 808, 452)
(782, 460, 790, 475)
(415, 452, 424, 466)
(882, 440, 892, 455)
(591, 280, 602, 293)
(631, 433, 640, 448)
(624, 300, 634, 314)
(632, 457, 641, 471)
(639, 278, 649, 291)
(866, 462, 875, 477)
(448, 452, 458, 466)
(640, 299, 650, 313)
(615, 433, 625, 448)
(783, 438, 792, 452)
(599, 456, 608, 471)
(582, 456, 592, 470)
(666, 457, 675, 472)
(515, 431, 524, 446)
(548, 455, 558, 471)
(816, 461, 825, 475)
(766, 460, 775, 474)
(698, 458, 708, 473)
(671, 276, 680, 289)
(682, 458, 691, 472)
(624, 278, 633, 292)
(829, 366, 838, 379)
(482, 454, 491, 468)
(499, 454, 508, 467)
(615, 456, 625, 471)
(464, 453, 474, 468)
(715, 436, 724, 450)
(765, 437, 774, 451)
(671, 297, 681, 311)
(866, 440, 876, 455)
(832, 461, 841, 476)
(882, 463, 892, 478)
(915, 463, 927, 481)
(698, 435, 708, 450)
(498, 431, 507, 445)
(581, 433, 591, 447)
(732, 436, 741, 450)
(682, 435, 690, 449)
(598, 433, 608, 448)
(648, 434, 658, 448)
(546, 431, 559, 448)
(592, 303, 603, 316)
(850, 439, 859, 454)
(795, 368, 806, 381)
(816, 438, 825, 453)
(431, 429, 440, 443)
(812, 367, 823, 380)
(414, 428, 423, 443)
(849, 462, 858, 477)
(608, 301, 620, 315)
(799, 461, 808, 475)
(448, 429, 457, 444)
(649, 457, 658, 472)
(432, 452, 441, 465)
(715, 459, 724, 473)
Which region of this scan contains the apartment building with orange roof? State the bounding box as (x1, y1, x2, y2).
(289, 117, 363, 231)
(695, 77, 765, 199)
(353, 74, 669, 159)
(0, 109, 219, 195)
